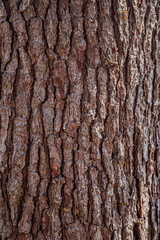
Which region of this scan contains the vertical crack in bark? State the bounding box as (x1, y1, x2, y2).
(133, 84, 141, 219)
(10, 51, 20, 235)
(96, 0, 102, 64)
(32, 0, 38, 18)
(30, 146, 42, 236)
(101, 67, 111, 170)
(54, 0, 60, 57)
(141, 5, 150, 97)
(71, 148, 76, 222)
(58, 2, 73, 237)
(1, 0, 10, 21)
(87, 167, 93, 233)
(133, 222, 141, 240)
(81, 0, 88, 125)
(68, 0, 73, 58)
(59, 135, 65, 239)
(0, 34, 15, 223)
(1, 120, 13, 231)
(1, 47, 18, 234)
(17, 60, 35, 229)
(151, 27, 157, 115)
(123, 0, 136, 116)
(123, 49, 129, 124)
(0, 22, 14, 99)
(111, 0, 123, 62)
(149, 201, 155, 240)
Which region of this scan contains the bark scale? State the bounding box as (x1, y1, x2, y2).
(0, 0, 159, 239)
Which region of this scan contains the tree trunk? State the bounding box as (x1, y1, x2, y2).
(0, 0, 159, 239)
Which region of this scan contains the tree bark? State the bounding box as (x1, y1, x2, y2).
(0, 0, 159, 239)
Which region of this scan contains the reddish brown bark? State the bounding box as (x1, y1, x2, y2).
(0, 0, 159, 239)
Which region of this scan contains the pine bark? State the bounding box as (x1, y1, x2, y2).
(0, 0, 159, 239)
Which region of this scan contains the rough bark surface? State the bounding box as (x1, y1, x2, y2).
(0, 0, 159, 239)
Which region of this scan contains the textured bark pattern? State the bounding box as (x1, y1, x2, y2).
(0, 0, 159, 239)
